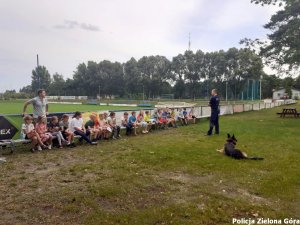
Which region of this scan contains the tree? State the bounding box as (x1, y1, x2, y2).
(294, 75, 300, 89)
(137, 56, 171, 98)
(124, 58, 142, 97)
(48, 73, 66, 96)
(98, 60, 125, 98)
(242, 0, 300, 73)
(72, 63, 88, 96)
(282, 76, 294, 97)
(31, 66, 51, 92)
(261, 74, 280, 98)
(171, 54, 187, 98)
(19, 85, 32, 94)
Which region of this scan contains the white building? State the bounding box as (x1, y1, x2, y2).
(273, 88, 300, 100)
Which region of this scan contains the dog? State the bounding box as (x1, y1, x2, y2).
(217, 134, 264, 160)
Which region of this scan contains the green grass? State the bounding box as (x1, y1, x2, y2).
(0, 100, 143, 115)
(0, 104, 299, 225)
(0, 99, 262, 115)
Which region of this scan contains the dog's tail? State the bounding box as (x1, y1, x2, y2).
(247, 156, 264, 160)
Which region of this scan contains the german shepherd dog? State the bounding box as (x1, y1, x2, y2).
(219, 134, 264, 160)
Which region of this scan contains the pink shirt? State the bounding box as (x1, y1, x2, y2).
(35, 123, 47, 134)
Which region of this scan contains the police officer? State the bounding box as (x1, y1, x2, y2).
(206, 89, 220, 136)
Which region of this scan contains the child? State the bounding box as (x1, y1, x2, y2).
(35, 116, 53, 149)
(144, 110, 154, 132)
(177, 108, 184, 126)
(189, 107, 196, 124)
(137, 110, 148, 134)
(121, 112, 131, 135)
(160, 108, 170, 129)
(59, 114, 75, 147)
(21, 115, 45, 152)
(85, 113, 101, 141)
(70, 111, 97, 145)
(155, 109, 164, 129)
(169, 108, 178, 128)
(182, 108, 188, 125)
(128, 111, 139, 135)
(99, 113, 110, 139)
(107, 112, 121, 139)
(48, 116, 67, 148)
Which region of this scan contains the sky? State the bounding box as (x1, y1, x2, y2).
(0, 0, 279, 92)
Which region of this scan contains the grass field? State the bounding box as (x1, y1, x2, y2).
(0, 100, 143, 115)
(0, 99, 261, 115)
(0, 104, 299, 225)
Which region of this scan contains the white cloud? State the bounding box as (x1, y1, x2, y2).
(0, 0, 280, 92)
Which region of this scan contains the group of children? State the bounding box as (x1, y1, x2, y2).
(121, 107, 196, 135)
(21, 114, 75, 152)
(21, 108, 197, 152)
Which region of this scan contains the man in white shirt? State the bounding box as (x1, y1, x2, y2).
(23, 89, 48, 123)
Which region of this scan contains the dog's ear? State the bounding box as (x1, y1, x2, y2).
(227, 133, 231, 138)
(232, 134, 236, 140)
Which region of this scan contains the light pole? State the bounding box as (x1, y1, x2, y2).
(98, 85, 101, 102)
(260, 76, 262, 100)
(225, 80, 228, 102)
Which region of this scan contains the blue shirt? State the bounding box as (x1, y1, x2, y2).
(162, 112, 168, 119)
(129, 115, 136, 125)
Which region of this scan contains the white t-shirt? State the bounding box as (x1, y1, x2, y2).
(107, 116, 116, 126)
(121, 116, 128, 126)
(28, 97, 48, 119)
(70, 118, 83, 133)
(21, 123, 35, 139)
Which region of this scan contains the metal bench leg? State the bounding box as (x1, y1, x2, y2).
(9, 141, 16, 154)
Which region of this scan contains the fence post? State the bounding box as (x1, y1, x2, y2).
(201, 106, 203, 117)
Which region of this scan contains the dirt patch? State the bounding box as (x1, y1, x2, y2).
(219, 187, 269, 205)
(159, 171, 214, 184)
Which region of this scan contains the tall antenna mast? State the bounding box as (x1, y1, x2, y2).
(188, 33, 191, 51)
(37, 54, 39, 67)
(36, 54, 40, 89)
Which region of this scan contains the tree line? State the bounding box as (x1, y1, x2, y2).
(0, 47, 297, 101)
(14, 48, 268, 100)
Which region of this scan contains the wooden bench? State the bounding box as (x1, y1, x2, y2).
(277, 108, 300, 118)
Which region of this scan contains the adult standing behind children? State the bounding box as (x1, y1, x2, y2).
(206, 89, 220, 136)
(23, 89, 48, 122)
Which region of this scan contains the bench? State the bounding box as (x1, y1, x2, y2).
(0, 135, 83, 154)
(277, 108, 300, 118)
(0, 139, 31, 153)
